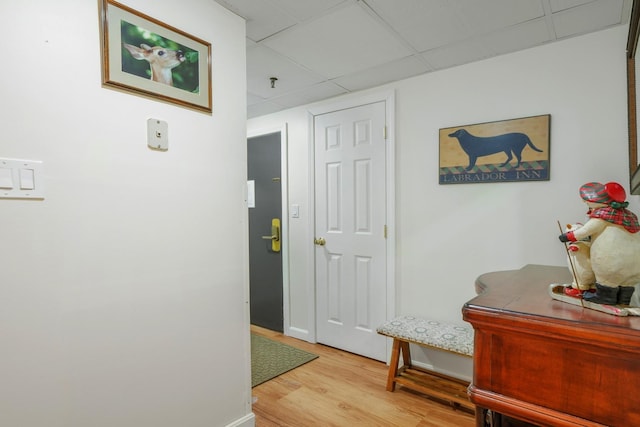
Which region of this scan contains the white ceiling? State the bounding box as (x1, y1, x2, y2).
(213, 0, 633, 119)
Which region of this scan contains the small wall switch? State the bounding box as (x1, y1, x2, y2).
(291, 204, 300, 218)
(20, 168, 35, 190)
(0, 167, 13, 189)
(147, 118, 168, 150)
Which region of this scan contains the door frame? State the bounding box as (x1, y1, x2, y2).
(247, 124, 290, 333)
(306, 90, 396, 356)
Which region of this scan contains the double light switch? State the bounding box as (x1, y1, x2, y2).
(0, 158, 44, 199)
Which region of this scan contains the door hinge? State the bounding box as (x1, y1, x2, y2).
(384, 225, 387, 239)
(383, 126, 387, 140)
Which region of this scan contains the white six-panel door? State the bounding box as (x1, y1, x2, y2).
(314, 101, 387, 361)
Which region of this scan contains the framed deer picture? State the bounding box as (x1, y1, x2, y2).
(100, 0, 212, 113)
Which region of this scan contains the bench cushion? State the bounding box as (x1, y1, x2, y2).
(377, 315, 474, 356)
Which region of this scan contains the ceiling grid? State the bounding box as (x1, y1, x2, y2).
(214, 0, 633, 118)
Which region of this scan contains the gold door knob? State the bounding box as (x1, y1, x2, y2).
(314, 237, 326, 246)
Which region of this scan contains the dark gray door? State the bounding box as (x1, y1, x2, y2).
(248, 132, 283, 332)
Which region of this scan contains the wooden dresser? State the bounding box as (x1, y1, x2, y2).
(462, 265, 640, 427)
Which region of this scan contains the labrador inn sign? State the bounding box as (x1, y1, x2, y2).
(439, 115, 550, 184)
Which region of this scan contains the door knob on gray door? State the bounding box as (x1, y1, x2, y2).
(261, 218, 281, 252)
(314, 237, 326, 246)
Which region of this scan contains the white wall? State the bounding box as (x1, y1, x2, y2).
(248, 25, 640, 378)
(0, 1, 253, 427)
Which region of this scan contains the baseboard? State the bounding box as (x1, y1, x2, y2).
(286, 326, 312, 342)
(225, 412, 255, 427)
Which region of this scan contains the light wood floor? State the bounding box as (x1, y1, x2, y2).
(251, 325, 475, 427)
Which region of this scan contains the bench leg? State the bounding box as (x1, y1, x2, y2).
(386, 339, 401, 391)
(400, 340, 411, 367)
(386, 338, 412, 392)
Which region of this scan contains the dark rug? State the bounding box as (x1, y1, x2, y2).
(251, 333, 319, 387)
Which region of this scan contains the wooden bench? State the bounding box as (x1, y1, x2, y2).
(376, 315, 475, 413)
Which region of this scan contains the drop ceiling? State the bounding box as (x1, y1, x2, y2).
(213, 0, 633, 118)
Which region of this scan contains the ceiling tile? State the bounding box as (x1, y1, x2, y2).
(549, 0, 597, 13)
(248, 101, 288, 118)
(481, 18, 552, 56)
(422, 39, 494, 70)
(268, 0, 349, 22)
(246, 45, 325, 98)
(247, 92, 264, 105)
(364, 0, 469, 52)
(552, 0, 625, 38)
(332, 55, 432, 91)
(449, 0, 545, 35)
(215, 0, 297, 41)
(262, 3, 413, 79)
(268, 82, 348, 108)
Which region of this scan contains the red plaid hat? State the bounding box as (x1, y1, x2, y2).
(579, 182, 626, 205)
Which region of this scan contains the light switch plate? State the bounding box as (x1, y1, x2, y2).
(247, 180, 255, 208)
(147, 118, 168, 150)
(0, 158, 44, 199)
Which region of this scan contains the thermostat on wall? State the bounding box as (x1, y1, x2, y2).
(147, 118, 168, 150)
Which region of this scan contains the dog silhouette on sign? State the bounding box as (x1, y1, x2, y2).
(448, 128, 543, 171)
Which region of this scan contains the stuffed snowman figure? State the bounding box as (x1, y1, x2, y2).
(559, 182, 640, 305)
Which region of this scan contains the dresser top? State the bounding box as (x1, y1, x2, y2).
(464, 264, 640, 335)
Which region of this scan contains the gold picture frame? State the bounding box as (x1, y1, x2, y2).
(439, 114, 550, 184)
(100, 0, 212, 113)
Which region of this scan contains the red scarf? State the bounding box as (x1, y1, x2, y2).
(589, 206, 640, 233)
